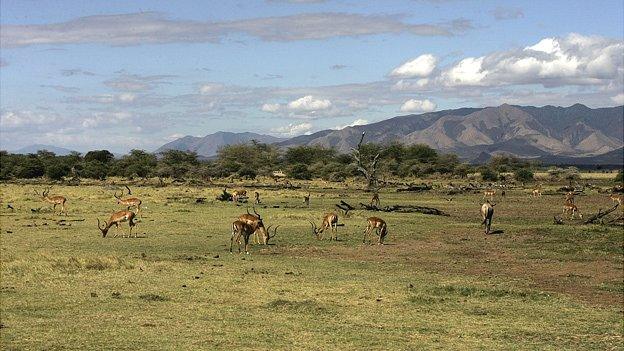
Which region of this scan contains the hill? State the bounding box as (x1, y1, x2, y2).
(155, 132, 284, 157)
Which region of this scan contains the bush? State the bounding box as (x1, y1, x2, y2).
(238, 166, 257, 179)
(288, 163, 311, 180)
(481, 168, 499, 182)
(46, 164, 70, 181)
(14, 157, 45, 178)
(615, 170, 623, 183)
(514, 168, 534, 182)
(82, 161, 108, 180)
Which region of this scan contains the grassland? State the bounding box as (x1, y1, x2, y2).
(0, 179, 622, 350)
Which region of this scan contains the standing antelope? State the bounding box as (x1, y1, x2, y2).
(97, 210, 136, 238)
(532, 188, 542, 197)
(370, 192, 380, 207)
(232, 189, 247, 203)
(480, 201, 495, 234)
(564, 191, 575, 204)
(254, 191, 261, 204)
(303, 193, 310, 207)
(35, 186, 67, 215)
(309, 213, 339, 240)
(563, 203, 582, 219)
(483, 189, 496, 201)
(363, 217, 388, 245)
(238, 207, 277, 245)
(114, 191, 142, 215)
(609, 194, 622, 206)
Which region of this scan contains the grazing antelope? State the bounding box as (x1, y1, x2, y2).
(370, 192, 380, 207)
(363, 217, 388, 245)
(114, 191, 142, 215)
(480, 201, 495, 234)
(532, 188, 542, 197)
(609, 194, 622, 206)
(483, 189, 496, 201)
(309, 213, 339, 240)
(254, 191, 261, 204)
(303, 193, 310, 207)
(238, 207, 277, 245)
(563, 203, 582, 219)
(35, 186, 67, 216)
(230, 218, 277, 254)
(97, 210, 136, 238)
(564, 191, 575, 204)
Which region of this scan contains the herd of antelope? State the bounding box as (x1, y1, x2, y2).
(29, 182, 622, 253)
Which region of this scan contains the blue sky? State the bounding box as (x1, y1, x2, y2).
(1, 0, 623, 153)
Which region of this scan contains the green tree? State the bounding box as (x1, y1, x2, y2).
(481, 168, 499, 182)
(288, 163, 311, 180)
(514, 168, 534, 182)
(46, 164, 70, 181)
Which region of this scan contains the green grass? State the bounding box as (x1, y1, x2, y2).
(0, 181, 622, 350)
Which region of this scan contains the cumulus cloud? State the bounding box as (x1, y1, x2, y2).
(611, 93, 624, 105)
(399, 99, 437, 112)
(492, 6, 524, 20)
(390, 54, 437, 78)
(332, 118, 368, 130)
(287, 95, 332, 111)
(271, 122, 313, 136)
(261, 103, 281, 113)
(1, 110, 62, 129)
(1, 12, 472, 48)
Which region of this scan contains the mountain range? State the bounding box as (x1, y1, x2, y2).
(155, 131, 284, 157)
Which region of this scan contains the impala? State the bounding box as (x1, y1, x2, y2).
(532, 188, 542, 197)
(609, 194, 622, 206)
(370, 192, 380, 207)
(254, 191, 261, 204)
(303, 193, 310, 207)
(309, 212, 339, 240)
(363, 217, 388, 245)
(238, 207, 277, 245)
(483, 189, 496, 200)
(563, 203, 582, 219)
(230, 218, 277, 254)
(232, 189, 247, 203)
(480, 201, 495, 234)
(114, 191, 142, 215)
(97, 210, 136, 238)
(565, 191, 575, 204)
(35, 186, 68, 216)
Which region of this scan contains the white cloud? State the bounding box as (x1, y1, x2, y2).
(611, 93, 624, 105)
(390, 54, 437, 78)
(261, 103, 281, 113)
(400, 99, 437, 112)
(271, 122, 313, 136)
(118, 93, 136, 102)
(199, 83, 224, 95)
(1, 12, 471, 48)
(0, 110, 61, 129)
(333, 118, 368, 130)
(440, 57, 487, 86)
(287, 95, 332, 111)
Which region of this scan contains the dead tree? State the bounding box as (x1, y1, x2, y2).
(583, 204, 620, 224)
(335, 200, 355, 216)
(351, 132, 381, 191)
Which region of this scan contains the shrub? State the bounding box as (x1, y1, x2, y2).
(514, 168, 534, 182)
(46, 164, 70, 181)
(615, 170, 623, 183)
(481, 168, 499, 182)
(288, 163, 311, 180)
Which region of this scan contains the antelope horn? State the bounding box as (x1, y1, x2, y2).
(253, 206, 261, 219)
(246, 206, 251, 215)
(125, 185, 132, 195)
(114, 191, 121, 199)
(97, 218, 105, 230)
(272, 225, 280, 237)
(308, 220, 317, 233)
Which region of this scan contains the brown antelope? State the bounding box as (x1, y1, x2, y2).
(303, 193, 310, 207)
(309, 213, 339, 240)
(363, 217, 388, 245)
(480, 201, 495, 234)
(564, 191, 575, 204)
(35, 186, 67, 215)
(238, 207, 277, 245)
(483, 189, 496, 201)
(254, 191, 261, 204)
(114, 191, 142, 215)
(532, 188, 542, 197)
(97, 210, 136, 238)
(563, 203, 582, 219)
(230, 218, 277, 254)
(609, 194, 622, 206)
(232, 189, 247, 203)
(370, 192, 380, 207)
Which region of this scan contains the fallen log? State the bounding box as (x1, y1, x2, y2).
(583, 204, 620, 224)
(359, 203, 449, 216)
(396, 184, 432, 192)
(335, 200, 355, 216)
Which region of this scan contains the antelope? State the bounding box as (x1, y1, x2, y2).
(483, 189, 496, 201)
(309, 213, 339, 240)
(480, 201, 495, 234)
(303, 193, 310, 207)
(114, 191, 142, 215)
(230, 217, 277, 254)
(238, 207, 277, 245)
(254, 191, 261, 204)
(363, 217, 388, 245)
(564, 191, 575, 204)
(563, 203, 582, 219)
(370, 192, 380, 207)
(232, 189, 247, 203)
(34, 186, 67, 215)
(532, 188, 542, 197)
(609, 194, 622, 206)
(97, 210, 136, 238)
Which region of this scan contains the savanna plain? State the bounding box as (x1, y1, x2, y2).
(0, 178, 622, 350)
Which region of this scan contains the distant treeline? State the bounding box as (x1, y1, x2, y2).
(0, 142, 620, 183)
